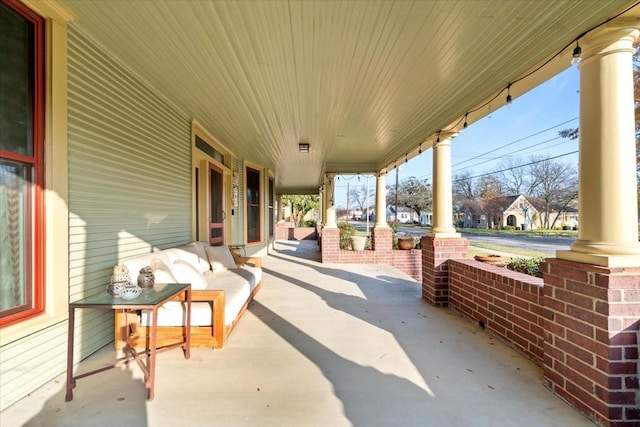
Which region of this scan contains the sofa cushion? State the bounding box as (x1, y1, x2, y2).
(141, 301, 213, 327)
(204, 245, 237, 270)
(169, 260, 207, 290)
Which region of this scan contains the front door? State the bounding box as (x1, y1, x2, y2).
(209, 163, 224, 245)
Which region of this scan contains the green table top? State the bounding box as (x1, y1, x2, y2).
(70, 283, 190, 308)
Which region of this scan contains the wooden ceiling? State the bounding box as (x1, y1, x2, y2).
(60, 0, 638, 193)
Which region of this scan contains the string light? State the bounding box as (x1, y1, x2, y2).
(571, 40, 582, 65)
(506, 83, 512, 104)
(419, 143, 422, 154)
(463, 113, 468, 129)
(405, 153, 408, 163)
(436, 131, 441, 143)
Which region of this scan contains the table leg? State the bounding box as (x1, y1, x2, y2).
(65, 306, 76, 402)
(147, 306, 158, 400)
(184, 288, 191, 359)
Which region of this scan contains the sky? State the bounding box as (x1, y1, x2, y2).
(334, 65, 581, 208)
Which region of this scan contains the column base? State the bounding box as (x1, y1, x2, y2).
(556, 250, 640, 268)
(428, 231, 461, 238)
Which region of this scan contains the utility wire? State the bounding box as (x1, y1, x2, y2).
(452, 150, 579, 182)
(451, 117, 577, 169)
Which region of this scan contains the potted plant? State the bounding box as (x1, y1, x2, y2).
(350, 235, 367, 251)
(397, 234, 416, 250)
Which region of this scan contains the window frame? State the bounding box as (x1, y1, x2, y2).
(245, 166, 261, 244)
(0, 0, 46, 327)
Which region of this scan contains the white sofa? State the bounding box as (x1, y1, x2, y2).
(114, 242, 262, 349)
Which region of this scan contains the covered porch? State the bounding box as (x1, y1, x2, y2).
(0, 241, 592, 426)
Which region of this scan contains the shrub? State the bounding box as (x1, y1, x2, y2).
(302, 220, 317, 228)
(503, 225, 516, 231)
(506, 257, 545, 278)
(337, 221, 356, 249)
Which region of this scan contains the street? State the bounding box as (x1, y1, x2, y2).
(349, 221, 573, 254)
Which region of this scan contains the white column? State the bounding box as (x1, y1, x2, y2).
(375, 172, 389, 228)
(558, 26, 640, 268)
(324, 174, 337, 228)
(276, 195, 284, 221)
(429, 132, 460, 238)
(318, 188, 323, 224)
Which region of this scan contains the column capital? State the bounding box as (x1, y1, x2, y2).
(580, 26, 639, 63)
(435, 131, 459, 144)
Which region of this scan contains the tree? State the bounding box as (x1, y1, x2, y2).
(349, 185, 374, 212)
(388, 177, 432, 220)
(453, 171, 477, 227)
(527, 156, 578, 229)
(474, 173, 504, 198)
(280, 195, 319, 226)
(496, 158, 533, 195)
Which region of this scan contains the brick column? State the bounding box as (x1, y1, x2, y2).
(543, 258, 640, 426)
(372, 227, 392, 251)
(421, 236, 468, 306)
(320, 227, 340, 263)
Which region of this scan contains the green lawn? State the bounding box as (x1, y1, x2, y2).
(469, 242, 551, 258)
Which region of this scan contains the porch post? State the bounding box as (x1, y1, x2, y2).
(320, 173, 339, 261)
(544, 25, 640, 427)
(422, 131, 467, 305)
(317, 188, 323, 225)
(429, 132, 460, 238)
(375, 173, 388, 228)
(277, 195, 284, 221)
(324, 173, 337, 228)
(372, 172, 392, 251)
(557, 26, 640, 267)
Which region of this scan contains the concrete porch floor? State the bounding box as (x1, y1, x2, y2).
(1, 240, 593, 427)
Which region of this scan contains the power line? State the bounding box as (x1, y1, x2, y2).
(452, 150, 579, 182)
(451, 117, 577, 169)
(397, 117, 579, 184)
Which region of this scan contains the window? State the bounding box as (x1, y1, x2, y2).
(268, 177, 274, 238)
(0, 0, 45, 326)
(246, 167, 260, 243)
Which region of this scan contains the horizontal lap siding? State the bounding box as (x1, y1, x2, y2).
(67, 24, 192, 364)
(449, 259, 545, 365)
(2, 24, 193, 411)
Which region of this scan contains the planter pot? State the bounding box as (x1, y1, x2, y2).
(350, 235, 367, 251)
(397, 237, 415, 250)
(474, 254, 505, 265)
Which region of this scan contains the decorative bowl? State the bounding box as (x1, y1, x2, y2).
(119, 285, 143, 300)
(111, 274, 131, 284)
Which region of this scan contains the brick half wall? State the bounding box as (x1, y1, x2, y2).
(449, 259, 545, 366)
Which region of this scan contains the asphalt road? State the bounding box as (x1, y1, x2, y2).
(350, 221, 573, 254)
(459, 232, 572, 254)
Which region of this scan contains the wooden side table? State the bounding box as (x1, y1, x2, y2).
(65, 283, 191, 401)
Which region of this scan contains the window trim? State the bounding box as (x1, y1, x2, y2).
(0, 0, 72, 344)
(245, 166, 261, 244)
(0, 0, 46, 327)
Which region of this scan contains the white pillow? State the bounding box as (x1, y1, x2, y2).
(169, 260, 207, 290)
(210, 261, 226, 273)
(204, 246, 237, 270)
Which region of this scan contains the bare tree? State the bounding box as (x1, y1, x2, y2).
(474, 173, 504, 198)
(527, 156, 578, 229)
(349, 185, 374, 212)
(496, 158, 531, 194)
